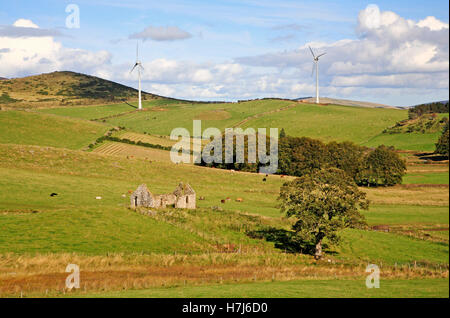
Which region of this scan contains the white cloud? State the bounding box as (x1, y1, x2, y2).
(417, 16, 449, 31)
(0, 19, 111, 78)
(234, 4, 449, 104)
(14, 19, 38, 28)
(146, 83, 175, 97)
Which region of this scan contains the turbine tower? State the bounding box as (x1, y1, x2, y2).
(309, 46, 326, 104)
(130, 42, 144, 110)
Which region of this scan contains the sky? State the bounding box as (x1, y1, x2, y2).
(0, 0, 448, 106)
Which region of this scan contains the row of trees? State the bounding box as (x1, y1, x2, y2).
(198, 131, 407, 187)
(279, 136, 406, 186)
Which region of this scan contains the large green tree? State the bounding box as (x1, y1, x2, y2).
(279, 168, 369, 260)
(358, 145, 406, 186)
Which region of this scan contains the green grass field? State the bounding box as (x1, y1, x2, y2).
(101, 99, 294, 136)
(0, 98, 448, 298)
(334, 229, 448, 265)
(363, 205, 449, 225)
(241, 103, 407, 144)
(38, 103, 138, 120)
(37, 99, 180, 120)
(0, 143, 447, 267)
(30, 99, 448, 152)
(68, 278, 449, 298)
(403, 172, 449, 184)
(0, 111, 109, 149)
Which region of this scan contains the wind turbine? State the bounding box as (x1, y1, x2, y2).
(130, 42, 144, 110)
(309, 46, 326, 104)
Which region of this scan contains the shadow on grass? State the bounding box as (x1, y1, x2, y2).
(247, 227, 319, 255)
(416, 152, 448, 162)
(121, 99, 138, 109)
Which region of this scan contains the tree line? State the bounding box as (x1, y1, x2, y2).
(197, 130, 407, 187)
(409, 101, 449, 119)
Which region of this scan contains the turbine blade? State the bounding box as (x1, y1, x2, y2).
(130, 63, 138, 74)
(311, 62, 315, 76)
(317, 52, 326, 58)
(309, 46, 316, 58)
(136, 42, 139, 61)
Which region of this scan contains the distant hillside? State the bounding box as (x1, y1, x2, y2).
(409, 101, 449, 118)
(384, 113, 449, 134)
(0, 71, 172, 109)
(411, 100, 449, 108)
(297, 97, 395, 109)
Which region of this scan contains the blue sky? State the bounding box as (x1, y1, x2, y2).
(0, 0, 449, 105)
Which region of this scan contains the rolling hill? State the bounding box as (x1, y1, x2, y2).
(0, 71, 171, 109)
(38, 98, 409, 146)
(0, 71, 447, 152)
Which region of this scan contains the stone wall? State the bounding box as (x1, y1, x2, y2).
(130, 183, 196, 210)
(130, 184, 154, 208)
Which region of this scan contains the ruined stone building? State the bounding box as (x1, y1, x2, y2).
(130, 182, 196, 209)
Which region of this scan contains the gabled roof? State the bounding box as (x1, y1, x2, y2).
(173, 182, 195, 196)
(133, 184, 151, 196)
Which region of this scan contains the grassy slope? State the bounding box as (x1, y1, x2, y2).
(92, 141, 173, 162)
(33, 98, 446, 152)
(403, 172, 449, 184)
(0, 99, 448, 297)
(38, 103, 138, 120)
(336, 229, 448, 264)
(241, 103, 407, 144)
(102, 99, 294, 135)
(363, 205, 449, 225)
(0, 111, 110, 149)
(0, 71, 164, 109)
(70, 278, 449, 298)
(40, 100, 432, 151)
(37, 99, 182, 120)
(0, 143, 448, 266)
